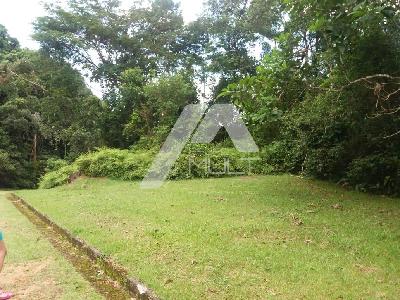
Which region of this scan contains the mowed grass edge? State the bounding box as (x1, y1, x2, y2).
(16, 175, 400, 299)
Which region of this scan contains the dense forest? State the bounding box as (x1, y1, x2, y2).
(0, 0, 399, 194)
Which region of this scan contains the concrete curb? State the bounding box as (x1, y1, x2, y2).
(8, 193, 160, 300)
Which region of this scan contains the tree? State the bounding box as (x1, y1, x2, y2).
(191, 0, 282, 99)
(122, 71, 198, 148)
(0, 24, 19, 54)
(102, 67, 146, 148)
(222, 0, 400, 194)
(0, 24, 104, 187)
(33, 0, 191, 90)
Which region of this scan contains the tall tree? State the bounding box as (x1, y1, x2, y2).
(222, 0, 400, 194)
(0, 24, 104, 187)
(122, 70, 198, 147)
(0, 24, 19, 54)
(195, 0, 281, 98)
(33, 0, 191, 89)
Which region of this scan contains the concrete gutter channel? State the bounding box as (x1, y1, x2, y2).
(7, 193, 160, 300)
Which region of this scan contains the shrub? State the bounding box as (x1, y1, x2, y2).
(44, 158, 68, 173)
(262, 140, 305, 174)
(346, 155, 400, 195)
(170, 145, 269, 179)
(39, 164, 79, 189)
(76, 149, 129, 178)
(39, 145, 272, 189)
(302, 146, 347, 180)
(263, 88, 400, 195)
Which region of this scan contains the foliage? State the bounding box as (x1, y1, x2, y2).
(2, 0, 400, 195)
(170, 144, 271, 180)
(0, 25, 103, 187)
(222, 0, 400, 195)
(122, 72, 198, 146)
(33, 0, 196, 89)
(0, 24, 19, 55)
(347, 155, 400, 194)
(44, 158, 69, 173)
(38, 164, 79, 189)
(39, 145, 271, 189)
(198, 0, 281, 81)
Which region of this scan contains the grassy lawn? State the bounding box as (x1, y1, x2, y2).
(16, 175, 400, 299)
(0, 192, 102, 300)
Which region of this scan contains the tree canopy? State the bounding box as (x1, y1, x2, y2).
(1, 0, 399, 194)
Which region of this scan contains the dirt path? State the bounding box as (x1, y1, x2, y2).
(0, 191, 103, 300)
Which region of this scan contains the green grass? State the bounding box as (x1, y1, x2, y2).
(16, 175, 400, 299)
(0, 192, 102, 300)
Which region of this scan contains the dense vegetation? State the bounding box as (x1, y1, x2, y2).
(1, 0, 399, 194)
(0, 24, 103, 187)
(39, 146, 268, 189)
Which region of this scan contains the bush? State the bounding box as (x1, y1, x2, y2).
(39, 145, 272, 189)
(346, 155, 400, 195)
(39, 164, 79, 189)
(262, 140, 305, 174)
(44, 158, 68, 173)
(171, 145, 272, 179)
(263, 88, 400, 195)
(76, 149, 131, 178)
(0, 149, 39, 188)
(302, 146, 347, 180)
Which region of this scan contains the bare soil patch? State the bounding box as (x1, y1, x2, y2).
(1, 259, 61, 300)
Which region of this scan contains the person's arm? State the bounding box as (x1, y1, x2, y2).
(0, 240, 7, 273)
